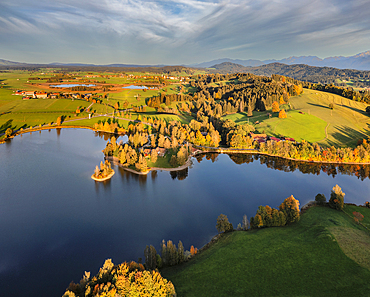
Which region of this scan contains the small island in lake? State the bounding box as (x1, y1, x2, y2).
(91, 160, 115, 181)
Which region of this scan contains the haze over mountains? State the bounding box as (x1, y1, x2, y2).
(191, 51, 370, 70)
(1, 50, 370, 71)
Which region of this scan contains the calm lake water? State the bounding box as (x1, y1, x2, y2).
(122, 85, 148, 89)
(1, 129, 369, 297)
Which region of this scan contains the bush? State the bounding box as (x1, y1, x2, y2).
(315, 193, 326, 205)
(366, 106, 370, 114)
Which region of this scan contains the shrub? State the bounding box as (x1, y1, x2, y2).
(315, 193, 326, 205)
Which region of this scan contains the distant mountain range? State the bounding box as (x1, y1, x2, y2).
(0, 59, 166, 68)
(1, 50, 370, 71)
(191, 51, 370, 70)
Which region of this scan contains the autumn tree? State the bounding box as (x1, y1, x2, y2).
(56, 116, 63, 126)
(278, 109, 287, 118)
(216, 214, 233, 233)
(5, 128, 13, 138)
(150, 149, 158, 164)
(279, 195, 300, 224)
(190, 245, 198, 256)
(329, 184, 345, 210)
(272, 101, 280, 112)
(315, 193, 326, 205)
(247, 104, 253, 117)
(135, 154, 148, 172)
(114, 102, 119, 110)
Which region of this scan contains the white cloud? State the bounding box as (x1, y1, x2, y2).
(1, 0, 370, 63)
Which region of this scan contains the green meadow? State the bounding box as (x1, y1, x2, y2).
(162, 205, 370, 297)
(223, 88, 370, 148)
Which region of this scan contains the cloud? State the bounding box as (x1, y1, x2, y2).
(1, 0, 370, 63)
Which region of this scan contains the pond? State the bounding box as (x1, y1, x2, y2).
(1, 129, 369, 297)
(51, 84, 96, 88)
(122, 85, 149, 89)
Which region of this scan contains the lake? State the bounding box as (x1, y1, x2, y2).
(1, 129, 369, 297)
(122, 85, 149, 89)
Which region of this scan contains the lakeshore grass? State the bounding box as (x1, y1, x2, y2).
(162, 205, 370, 297)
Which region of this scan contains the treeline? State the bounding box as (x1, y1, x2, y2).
(93, 118, 126, 134)
(144, 240, 198, 271)
(63, 259, 176, 297)
(304, 83, 370, 104)
(258, 138, 370, 163)
(189, 73, 302, 117)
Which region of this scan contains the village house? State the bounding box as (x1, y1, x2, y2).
(269, 136, 282, 142)
(249, 132, 267, 143)
(156, 148, 167, 157)
(24, 91, 36, 98)
(143, 148, 152, 157)
(35, 92, 48, 99)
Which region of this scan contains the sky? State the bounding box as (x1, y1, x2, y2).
(1, 0, 370, 65)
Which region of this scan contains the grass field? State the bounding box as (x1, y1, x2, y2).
(162, 205, 370, 297)
(223, 88, 370, 148)
(290, 89, 370, 147)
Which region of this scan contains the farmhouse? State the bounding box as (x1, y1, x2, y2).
(35, 92, 48, 99)
(156, 148, 167, 157)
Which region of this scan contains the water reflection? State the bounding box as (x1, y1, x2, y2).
(94, 178, 112, 193)
(226, 153, 370, 181)
(169, 168, 189, 180)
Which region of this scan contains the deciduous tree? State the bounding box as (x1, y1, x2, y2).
(216, 214, 233, 233)
(279, 195, 300, 224)
(329, 184, 345, 210)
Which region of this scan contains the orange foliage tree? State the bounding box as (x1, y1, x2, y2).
(279, 195, 300, 224)
(272, 101, 280, 112)
(278, 109, 287, 118)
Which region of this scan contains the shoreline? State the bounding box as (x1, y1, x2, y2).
(91, 170, 115, 181)
(106, 155, 193, 175)
(2, 126, 370, 167)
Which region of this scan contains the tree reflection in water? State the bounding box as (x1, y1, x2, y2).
(227, 153, 370, 181)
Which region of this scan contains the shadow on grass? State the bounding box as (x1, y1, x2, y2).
(307, 102, 331, 109)
(339, 104, 369, 117)
(325, 125, 370, 147)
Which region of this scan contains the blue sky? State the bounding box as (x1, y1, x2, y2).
(1, 0, 370, 64)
